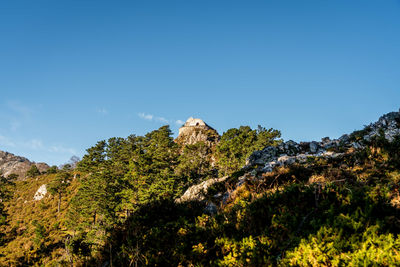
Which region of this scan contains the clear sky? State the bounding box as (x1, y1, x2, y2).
(0, 0, 399, 166)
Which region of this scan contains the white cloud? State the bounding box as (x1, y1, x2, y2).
(156, 116, 169, 124)
(138, 112, 184, 126)
(138, 112, 154, 120)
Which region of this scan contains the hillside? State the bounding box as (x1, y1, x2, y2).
(0, 110, 399, 266)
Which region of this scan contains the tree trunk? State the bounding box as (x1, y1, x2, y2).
(110, 243, 113, 267)
(93, 211, 97, 225)
(58, 192, 61, 213)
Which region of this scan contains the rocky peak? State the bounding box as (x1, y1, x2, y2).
(176, 117, 220, 146)
(0, 150, 49, 179)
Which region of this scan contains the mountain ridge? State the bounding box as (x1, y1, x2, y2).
(0, 150, 49, 179)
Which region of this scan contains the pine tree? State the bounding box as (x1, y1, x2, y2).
(48, 172, 72, 213)
(216, 126, 282, 175)
(175, 141, 213, 185)
(26, 164, 41, 178)
(0, 172, 14, 245)
(122, 126, 180, 211)
(77, 140, 107, 173)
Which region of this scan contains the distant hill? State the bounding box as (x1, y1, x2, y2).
(0, 150, 49, 179)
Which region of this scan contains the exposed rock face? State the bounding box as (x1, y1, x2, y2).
(176, 117, 220, 146)
(0, 150, 49, 179)
(33, 184, 47, 201)
(245, 109, 400, 174)
(175, 176, 229, 203)
(362, 110, 400, 142)
(245, 138, 347, 173)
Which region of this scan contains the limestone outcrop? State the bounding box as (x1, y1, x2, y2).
(175, 176, 229, 203)
(177, 109, 400, 204)
(175, 117, 220, 146)
(33, 184, 47, 201)
(245, 109, 400, 174)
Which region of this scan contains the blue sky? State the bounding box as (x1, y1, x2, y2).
(0, 0, 399, 165)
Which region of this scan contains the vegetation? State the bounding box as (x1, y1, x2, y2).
(48, 172, 72, 213)
(0, 123, 399, 266)
(216, 126, 282, 175)
(26, 165, 41, 178)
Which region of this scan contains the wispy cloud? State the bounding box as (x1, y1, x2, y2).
(0, 134, 76, 156)
(157, 116, 169, 124)
(23, 139, 45, 150)
(0, 100, 36, 132)
(138, 112, 184, 126)
(49, 145, 76, 154)
(97, 108, 109, 115)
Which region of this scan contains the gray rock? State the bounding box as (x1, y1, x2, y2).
(176, 176, 229, 203)
(204, 202, 218, 215)
(277, 155, 296, 166)
(339, 134, 350, 144)
(309, 142, 319, 153)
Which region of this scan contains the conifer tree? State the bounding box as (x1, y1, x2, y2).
(77, 140, 107, 172)
(216, 126, 282, 175)
(122, 126, 180, 211)
(48, 172, 72, 213)
(26, 164, 41, 178)
(175, 141, 213, 185)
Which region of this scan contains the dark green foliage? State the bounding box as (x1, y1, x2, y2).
(175, 141, 214, 185)
(102, 200, 205, 266)
(122, 126, 181, 208)
(89, 135, 400, 266)
(0, 173, 14, 245)
(216, 126, 282, 175)
(46, 165, 58, 174)
(48, 172, 72, 213)
(6, 173, 19, 180)
(31, 220, 47, 248)
(100, 173, 400, 266)
(68, 126, 185, 257)
(77, 140, 107, 173)
(26, 165, 41, 178)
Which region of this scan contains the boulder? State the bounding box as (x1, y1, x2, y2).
(176, 176, 229, 203)
(33, 184, 47, 201)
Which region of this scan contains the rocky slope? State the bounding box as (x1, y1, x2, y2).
(178, 109, 400, 205)
(0, 150, 49, 179)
